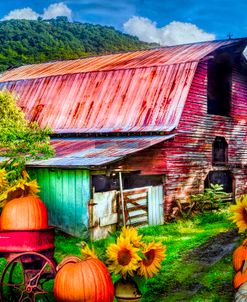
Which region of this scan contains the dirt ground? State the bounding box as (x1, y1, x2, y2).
(188, 229, 239, 265)
(160, 229, 239, 301)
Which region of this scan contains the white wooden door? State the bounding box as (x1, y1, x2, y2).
(89, 190, 118, 240)
(148, 185, 164, 225)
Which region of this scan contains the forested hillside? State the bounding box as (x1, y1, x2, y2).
(0, 17, 152, 72)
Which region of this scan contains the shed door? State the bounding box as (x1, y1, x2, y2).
(89, 190, 118, 240)
(148, 185, 164, 225)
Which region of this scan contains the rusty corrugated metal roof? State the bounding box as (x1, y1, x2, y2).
(0, 39, 246, 134)
(27, 135, 174, 167)
(1, 62, 197, 133)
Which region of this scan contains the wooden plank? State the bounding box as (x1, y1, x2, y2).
(123, 188, 148, 196)
(125, 195, 148, 203)
(126, 206, 148, 213)
(75, 170, 90, 237)
(28, 167, 90, 237)
(60, 170, 71, 232)
(100, 213, 118, 226)
(55, 169, 63, 228)
(126, 219, 148, 227)
(81, 170, 90, 231)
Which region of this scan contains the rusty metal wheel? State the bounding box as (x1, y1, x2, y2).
(0, 252, 56, 302)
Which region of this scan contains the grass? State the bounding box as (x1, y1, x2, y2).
(0, 209, 240, 301)
(136, 210, 238, 301)
(54, 209, 239, 301)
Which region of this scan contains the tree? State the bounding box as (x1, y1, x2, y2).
(0, 90, 54, 206)
(0, 18, 152, 71)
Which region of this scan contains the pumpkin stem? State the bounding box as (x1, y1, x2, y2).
(56, 256, 82, 272)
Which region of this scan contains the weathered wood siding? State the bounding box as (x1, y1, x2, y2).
(162, 60, 247, 215)
(29, 168, 90, 237)
(113, 59, 247, 217)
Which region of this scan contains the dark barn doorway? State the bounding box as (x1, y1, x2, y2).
(212, 136, 228, 165)
(204, 170, 233, 193)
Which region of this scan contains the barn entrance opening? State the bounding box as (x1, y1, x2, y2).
(204, 170, 233, 193)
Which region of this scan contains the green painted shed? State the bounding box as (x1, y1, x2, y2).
(29, 168, 90, 237)
(26, 136, 170, 239)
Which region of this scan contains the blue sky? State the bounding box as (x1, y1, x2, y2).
(0, 1, 246, 45)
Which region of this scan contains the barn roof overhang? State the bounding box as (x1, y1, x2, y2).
(26, 135, 175, 169)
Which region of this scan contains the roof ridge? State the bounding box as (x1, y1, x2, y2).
(1, 37, 246, 70)
(0, 38, 246, 83)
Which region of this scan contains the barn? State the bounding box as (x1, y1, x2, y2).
(0, 38, 247, 239)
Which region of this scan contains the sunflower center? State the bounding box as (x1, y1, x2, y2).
(118, 248, 132, 266)
(243, 208, 247, 224)
(143, 250, 155, 266)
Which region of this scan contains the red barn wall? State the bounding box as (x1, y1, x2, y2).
(113, 60, 247, 217)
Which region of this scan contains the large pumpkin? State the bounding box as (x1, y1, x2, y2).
(54, 256, 114, 302)
(233, 270, 247, 289)
(233, 241, 247, 271)
(0, 195, 48, 230)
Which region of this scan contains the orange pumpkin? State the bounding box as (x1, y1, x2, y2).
(0, 195, 48, 230)
(233, 244, 247, 271)
(233, 270, 247, 289)
(54, 256, 114, 302)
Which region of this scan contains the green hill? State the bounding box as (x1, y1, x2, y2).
(0, 17, 152, 72)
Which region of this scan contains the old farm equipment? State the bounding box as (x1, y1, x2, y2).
(0, 227, 56, 302)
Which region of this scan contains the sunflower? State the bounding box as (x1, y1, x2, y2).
(0, 168, 7, 188)
(230, 195, 247, 233)
(106, 236, 141, 278)
(138, 242, 166, 279)
(120, 226, 143, 247)
(81, 244, 98, 260)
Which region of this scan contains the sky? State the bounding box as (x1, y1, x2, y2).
(0, 1, 247, 46)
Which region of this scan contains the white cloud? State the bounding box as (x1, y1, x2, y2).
(43, 3, 72, 20)
(2, 8, 39, 21)
(244, 48, 247, 58)
(1, 2, 72, 21)
(123, 16, 216, 46)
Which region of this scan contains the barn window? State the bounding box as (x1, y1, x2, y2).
(92, 174, 119, 192)
(122, 172, 163, 189)
(207, 53, 232, 116)
(212, 136, 228, 165)
(204, 171, 232, 193)
(92, 172, 163, 192)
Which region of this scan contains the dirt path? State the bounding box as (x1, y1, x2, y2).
(188, 229, 239, 265)
(160, 229, 239, 301)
